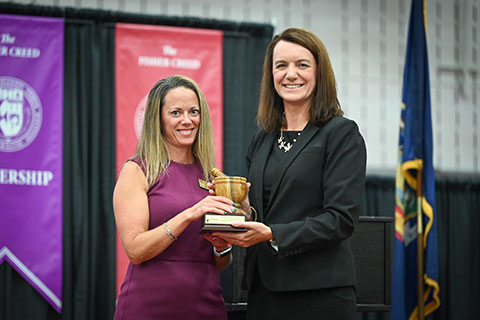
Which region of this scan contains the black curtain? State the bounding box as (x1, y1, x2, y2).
(0, 3, 273, 320)
(62, 22, 117, 320)
(357, 175, 480, 320)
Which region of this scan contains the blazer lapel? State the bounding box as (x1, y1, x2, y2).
(267, 122, 320, 210)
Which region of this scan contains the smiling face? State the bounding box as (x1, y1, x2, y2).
(272, 40, 317, 108)
(161, 86, 200, 157)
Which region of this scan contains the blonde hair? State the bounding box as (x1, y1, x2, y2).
(135, 75, 216, 187)
(257, 27, 344, 132)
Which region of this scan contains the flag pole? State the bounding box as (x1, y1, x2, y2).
(416, 168, 424, 320)
(417, 2, 427, 319)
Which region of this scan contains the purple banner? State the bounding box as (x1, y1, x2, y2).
(0, 15, 64, 313)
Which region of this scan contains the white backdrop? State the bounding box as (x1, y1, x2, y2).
(11, 0, 480, 174)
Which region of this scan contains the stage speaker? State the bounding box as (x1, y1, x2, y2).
(349, 216, 392, 312)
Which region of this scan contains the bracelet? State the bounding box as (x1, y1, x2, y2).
(249, 206, 258, 222)
(213, 246, 232, 257)
(163, 222, 177, 241)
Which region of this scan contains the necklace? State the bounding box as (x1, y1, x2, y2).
(277, 130, 301, 152)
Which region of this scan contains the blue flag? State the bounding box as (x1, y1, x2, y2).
(391, 0, 440, 319)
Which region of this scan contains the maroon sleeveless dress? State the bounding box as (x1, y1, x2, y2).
(114, 160, 227, 320)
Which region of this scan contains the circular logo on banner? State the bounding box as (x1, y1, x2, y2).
(133, 94, 148, 139)
(0, 77, 43, 152)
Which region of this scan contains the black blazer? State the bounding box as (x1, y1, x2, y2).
(244, 116, 367, 292)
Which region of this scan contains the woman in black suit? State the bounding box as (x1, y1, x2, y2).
(214, 27, 367, 319)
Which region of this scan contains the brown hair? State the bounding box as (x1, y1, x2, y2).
(136, 75, 216, 187)
(257, 27, 343, 132)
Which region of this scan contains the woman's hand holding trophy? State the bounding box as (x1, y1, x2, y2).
(201, 168, 251, 233)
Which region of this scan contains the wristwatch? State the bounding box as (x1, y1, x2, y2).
(213, 246, 232, 257)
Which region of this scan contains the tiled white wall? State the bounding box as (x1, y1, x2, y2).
(9, 0, 480, 173)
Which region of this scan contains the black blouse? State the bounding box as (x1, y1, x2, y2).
(262, 130, 302, 216)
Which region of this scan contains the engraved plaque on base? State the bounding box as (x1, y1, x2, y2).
(200, 213, 247, 233)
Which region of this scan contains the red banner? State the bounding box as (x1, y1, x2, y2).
(115, 24, 223, 294)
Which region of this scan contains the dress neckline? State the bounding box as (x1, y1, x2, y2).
(170, 158, 198, 166)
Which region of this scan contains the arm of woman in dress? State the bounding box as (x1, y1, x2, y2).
(113, 161, 236, 265)
(203, 234, 233, 271)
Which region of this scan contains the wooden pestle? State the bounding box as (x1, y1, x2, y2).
(211, 168, 227, 178)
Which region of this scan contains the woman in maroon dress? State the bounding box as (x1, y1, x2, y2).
(113, 75, 234, 319)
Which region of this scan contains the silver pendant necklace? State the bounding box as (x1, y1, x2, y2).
(277, 130, 301, 152)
